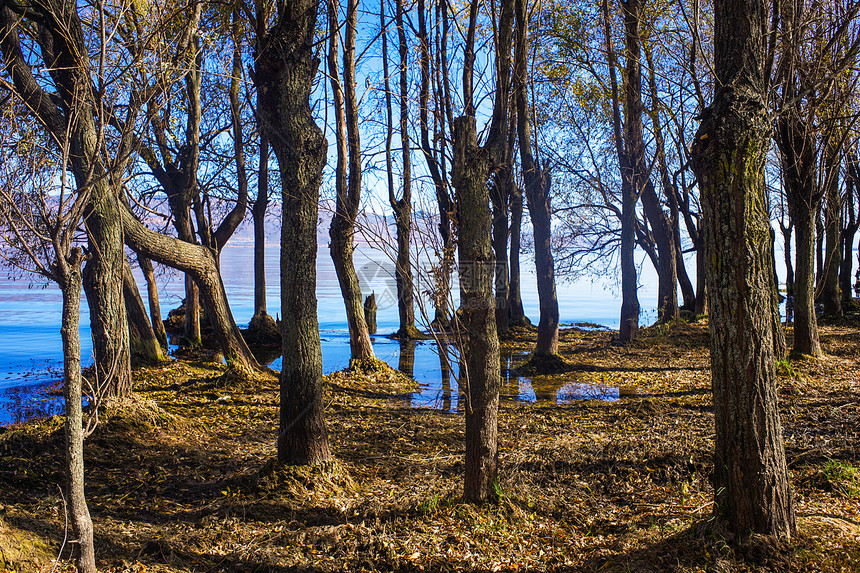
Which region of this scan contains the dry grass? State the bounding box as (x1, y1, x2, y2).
(0, 321, 858, 572)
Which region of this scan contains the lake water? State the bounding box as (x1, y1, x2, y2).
(0, 237, 657, 425)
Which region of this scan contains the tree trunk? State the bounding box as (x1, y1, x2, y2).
(136, 254, 168, 348)
(121, 206, 262, 373)
(691, 0, 795, 537)
(59, 248, 96, 573)
(490, 175, 510, 336)
(83, 186, 132, 399)
(516, 0, 558, 354)
(253, 135, 270, 320)
(641, 181, 679, 322)
(418, 0, 453, 329)
(329, 0, 375, 359)
(821, 147, 843, 317)
(123, 258, 165, 363)
(695, 235, 708, 315)
(841, 153, 859, 303)
(508, 185, 528, 326)
(603, 0, 640, 341)
(452, 116, 500, 502)
(792, 206, 823, 356)
(255, 0, 332, 465)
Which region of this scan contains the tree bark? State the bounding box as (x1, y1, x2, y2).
(508, 184, 528, 326)
(59, 248, 96, 573)
(255, 0, 332, 465)
(418, 0, 453, 328)
(328, 0, 375, 359)
(603, 0, 640, 341)
(452, 116, 500, 502)
(121, 206, 262, 373)
(841, 153, 859, 303)
(136, 254, 168, 348)
(490, 174, 510, 336)
(253, 135, 270, 320)
(821, 146, 843, 317)
(691, 0, 795, 537)
(123, 258, 165, 363)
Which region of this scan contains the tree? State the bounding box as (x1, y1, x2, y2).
(328, 0, 376, 360)
(0, 0, 134, 397)
(451, 0, 513, 502)
(691, 0, 795, 537)
(0, 109, 98, 573)
(516, 0, 560, 356)
(254, 0, 333, 464)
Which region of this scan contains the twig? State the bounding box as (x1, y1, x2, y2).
(50, 486, 69, 573)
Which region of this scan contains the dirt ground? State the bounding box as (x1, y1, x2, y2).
(1, 320, 859, 572)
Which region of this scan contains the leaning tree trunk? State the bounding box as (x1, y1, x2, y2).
(255, 0, 332, 465)
(690, 0, 795, 537)
(123, 259, 165, 363)
(59, 248, 96, 573)
(641, 181, 679, 322)
(452, 116, 501, 502)
(121, 206, 261, 373)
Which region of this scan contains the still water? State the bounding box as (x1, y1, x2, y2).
(0, 238, 654, 425)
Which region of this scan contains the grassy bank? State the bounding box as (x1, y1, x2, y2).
(1, 321, 858, 572)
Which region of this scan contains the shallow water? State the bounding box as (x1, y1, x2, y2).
(0, 241, 656, 425)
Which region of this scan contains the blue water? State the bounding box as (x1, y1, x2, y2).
(0, 240, 657, 425)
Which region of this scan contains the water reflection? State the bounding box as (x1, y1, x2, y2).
(397, 340, 415, 378)
(2, 336, 619, 426)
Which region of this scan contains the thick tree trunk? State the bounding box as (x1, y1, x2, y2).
(121, 206, 262, 373)
(255, 0, 332, 465)
(691, 0, 795, 537)
(59, 249, 96, 573)
(83, 184, 132, 399)
(123, 259, 165, 363)
(136, 254, 168, 348)
(452, 116, 501, 502)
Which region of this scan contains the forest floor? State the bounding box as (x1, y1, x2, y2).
(1, 319, 859, 572)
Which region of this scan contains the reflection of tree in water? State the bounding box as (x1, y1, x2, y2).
(530, 375, 619, 403)
(398, 340, 415, 378)
(439, 341, 452, 412)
